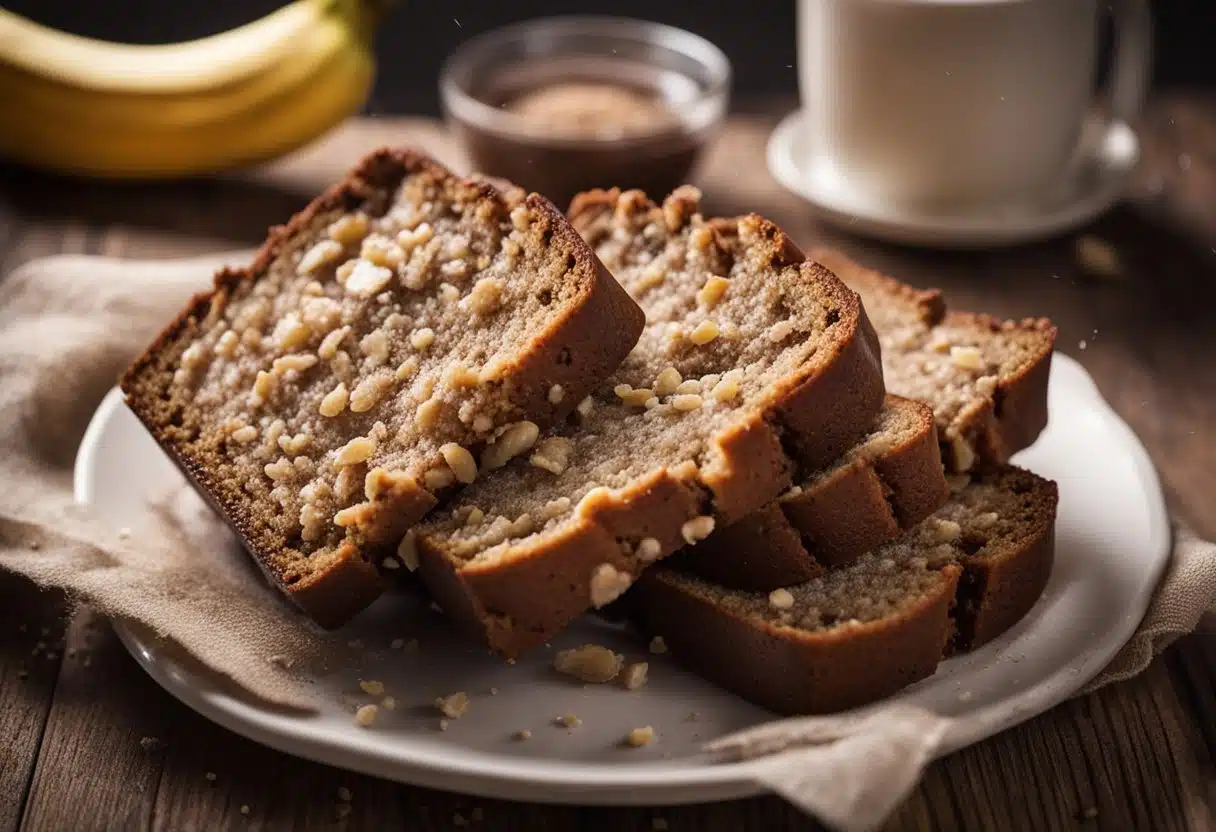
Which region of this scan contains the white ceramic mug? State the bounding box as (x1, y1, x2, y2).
(797, 0, 1152, 212)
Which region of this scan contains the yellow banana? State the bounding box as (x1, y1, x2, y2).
(0, 0, 390, 178)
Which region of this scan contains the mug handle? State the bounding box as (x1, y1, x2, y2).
(1105, 0, 1153, 124)
(1066, 0, 1151, 182)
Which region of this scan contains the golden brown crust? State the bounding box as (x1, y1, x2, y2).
(634, 564, 960, 715)
(120, 147, 645, 627)
(811, 248, 946, 327)
(953, 472, 1058, 651)
(687, 397, 947, 590)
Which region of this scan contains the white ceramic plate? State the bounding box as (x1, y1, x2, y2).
(75, 354, 1169, 805)
(766, 109, 1140, 248)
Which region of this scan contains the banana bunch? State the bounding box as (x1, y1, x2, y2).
(0, 0, 390, 179)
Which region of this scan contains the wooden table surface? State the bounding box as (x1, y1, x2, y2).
(1, 97, 1214, 831)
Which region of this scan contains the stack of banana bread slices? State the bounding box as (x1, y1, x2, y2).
(123, 148, 1057, 714)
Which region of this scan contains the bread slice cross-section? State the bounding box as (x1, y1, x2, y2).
(816, 249, 1056, 472)
(635, 465, 1057, 715)
(414, 187, 885, 657)
(121, 148, 645, 627)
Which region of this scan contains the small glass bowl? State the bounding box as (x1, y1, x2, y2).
(440, 16, 731, 209)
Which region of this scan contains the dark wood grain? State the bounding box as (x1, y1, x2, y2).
(0, 99, 1213, 831)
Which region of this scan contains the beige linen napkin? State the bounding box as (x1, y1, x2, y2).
(2, 253, 1214, 830)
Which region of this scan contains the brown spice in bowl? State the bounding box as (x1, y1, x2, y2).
(503, 82, 679, 140)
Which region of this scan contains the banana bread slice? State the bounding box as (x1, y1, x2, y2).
(120, 148, 645, 628)
(814, 249, 1057, 472)
(635, 466, 1057, 714)
(414, 187, 885, 657)
(683, 260, 1057, 588)
(683, 395, 947, 590)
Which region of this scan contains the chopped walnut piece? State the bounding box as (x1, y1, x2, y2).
(319, 383, 349, 417)
(317, 326, 350, 360)
(614, 384, 654, 406)
(553, 645, 624, 683)
(416, 397, 442, 429)
(349, 373, 391, 413)
(298, 240, 343, 275)
(697, 275, 730, 308)
(768, 320, 796, 343)
(272, 313, 311, 351)
(530, 437, 573, 475)
(271, 354, 318, 375)
(361, 234, 406, 269)
(654, 367, 682, 395)
(589, 563, 632, 607)
(336, 436, 375, 466)
(231, 425, 259, 444)
(671, 393, 703, 412)
(481, 421, 540, 470)
(689, 320, 720, 345)
(972, 511, 1000, 529)
(930, 518, 962, 542)
(359, 330, 391, 363)
(711, 376, 741, 402)
(636, 538, 662, 562)
(251, 370, 276, 403)
(328, 212, 369, 245)
(344, 260, 394, 297)
(397, 531, 419, 571)
(468, 277, 504, 315)
(410, 327, 436, 351)
(440, 443, 479, 484)
(435, 691, 470, 718)
(625, 726, 655, 747)
(950, 345, 985, 371)
(681, 516, 715, 544)
(768, 588, 795, 610)
(424, 466, 455, 491)
(395, 357, 420, 381)
(951, 435, 977, 471)
(621, 662, 649, 691)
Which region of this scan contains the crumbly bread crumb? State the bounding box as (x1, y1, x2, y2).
(120, 148, 644, 628)
(621, 662, 649, 690)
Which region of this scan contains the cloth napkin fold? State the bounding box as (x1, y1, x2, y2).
(2, 253, 1213, 831)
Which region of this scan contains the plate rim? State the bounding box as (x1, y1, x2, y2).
(766, 109, 1139, 249)
(76, 353, 1170, 804)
